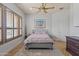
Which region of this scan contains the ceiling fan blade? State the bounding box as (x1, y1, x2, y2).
(31, 3, 56, 13)
(45, 7, 55, 9)
(59, 7, 64, 10)
(32, 7, 40, 9)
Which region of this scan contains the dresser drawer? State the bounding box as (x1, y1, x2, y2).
(66, 36, 79, 56)
(67, 47, 79, 56)
(66, 36, 79, 42)
(67, 39, 79, 49)
(67, 38, 79, 44)
(67, 45, 79, 55)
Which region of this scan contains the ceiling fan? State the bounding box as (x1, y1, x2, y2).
(32, 3, 55, 13)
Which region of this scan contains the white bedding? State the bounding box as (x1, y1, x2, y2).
(24, 33, 53, 44)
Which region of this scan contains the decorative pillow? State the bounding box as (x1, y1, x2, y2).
(32, 29, 47, 34)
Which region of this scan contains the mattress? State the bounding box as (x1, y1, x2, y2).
(24, 33, 54, 44)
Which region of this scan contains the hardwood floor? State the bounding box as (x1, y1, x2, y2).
(6, 40, 71, 56)
(54, 41, 71, 56)
(5, 42, 23, 56)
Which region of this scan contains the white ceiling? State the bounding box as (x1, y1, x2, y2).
(16, 3, 70, 14)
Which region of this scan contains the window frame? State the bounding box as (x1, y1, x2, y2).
(0, 3, 22, 44)
(6, 9, 14, 41)
(0, 4, 3, 44)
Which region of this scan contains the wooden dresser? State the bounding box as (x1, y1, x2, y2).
(66, 36, 79, 56)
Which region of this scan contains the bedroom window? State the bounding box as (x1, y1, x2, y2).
(19, 18, 22, 35)
(6, 9, 14, 40)
(14, 14, 19, 37)
(0, 4, 22, 44)
(14, 14, 22, 37)
(0, 5, 2, 44)
(6, 8, 22, 41)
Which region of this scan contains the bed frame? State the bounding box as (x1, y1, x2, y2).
(25, 43, 53, 49)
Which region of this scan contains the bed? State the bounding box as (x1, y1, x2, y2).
(24, 31, 54, 49)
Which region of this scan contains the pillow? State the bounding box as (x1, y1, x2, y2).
(32, 29, 47, 34)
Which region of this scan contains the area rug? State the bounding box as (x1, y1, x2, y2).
(15, 46, 64, 56)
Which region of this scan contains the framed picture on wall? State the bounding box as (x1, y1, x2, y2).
(34, 19, 46, 28)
